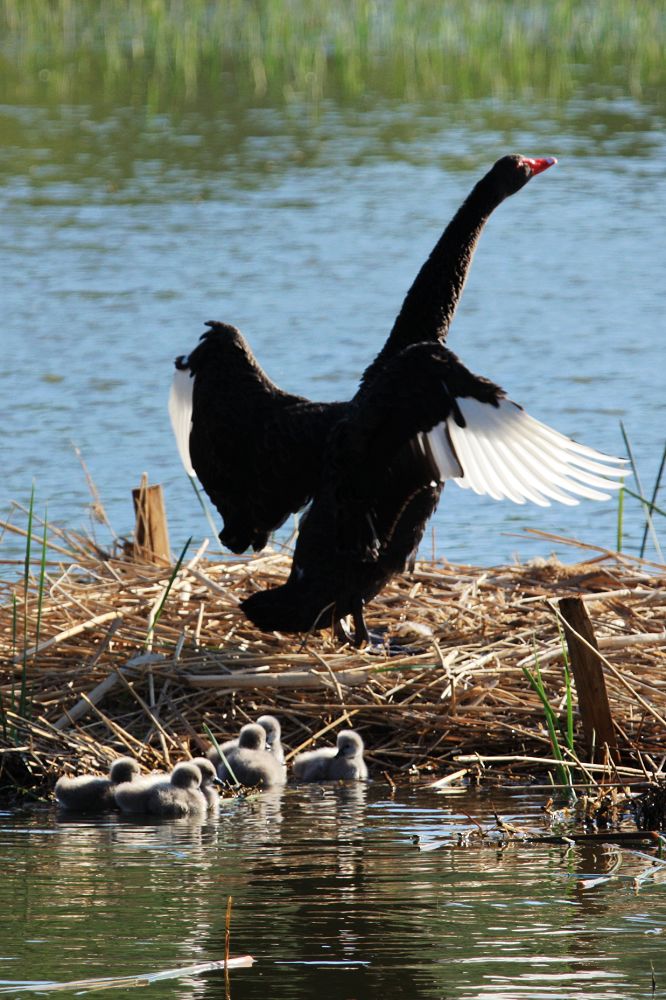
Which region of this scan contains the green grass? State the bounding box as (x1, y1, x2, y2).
(0, 488, 47, 743)
(620, 423, 664, 562)
(145, 535, 192, 649)
(1, 0, 664, 109)
(522, 638, 575, 793)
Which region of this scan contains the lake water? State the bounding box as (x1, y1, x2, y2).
(1, 786, 665, 1000)
(1, 6, 665, 568)
(2, 11, 666, 999)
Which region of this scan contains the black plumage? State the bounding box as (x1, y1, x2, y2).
(240, 342, 627, 644)
(170, 155, 556, 555)
(174, 325, 345, 553)
(240, 343, 503, 640)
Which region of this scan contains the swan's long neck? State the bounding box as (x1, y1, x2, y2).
(361, 174, 503, 388)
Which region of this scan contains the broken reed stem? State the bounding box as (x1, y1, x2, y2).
(225, 896, 232, 967)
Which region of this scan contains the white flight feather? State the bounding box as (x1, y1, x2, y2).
(424, 397, 627, 506)
(168, 366, 196, 477)
(466, 403, 623, 500)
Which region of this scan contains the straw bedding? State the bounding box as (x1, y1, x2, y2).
(1, 517, 665, 798)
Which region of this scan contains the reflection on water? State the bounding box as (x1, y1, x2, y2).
(0, 787, 665, 1000)
(1, 3, 665, 569)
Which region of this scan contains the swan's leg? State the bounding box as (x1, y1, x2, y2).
(351, 598, 370, 647)
(333, 617, 353, 645)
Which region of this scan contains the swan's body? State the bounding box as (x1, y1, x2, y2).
(146, 762, 208, 819)
(207, 714, 285, 771)
(241, 342, 627, 643)
(218, 723, 287, 790)
(114, 771, 168, 814)
(170, 155, 555, 558)
(190, 757, 222, 813)
(55, 757, 141, 812)
(293, 731, 368, 782)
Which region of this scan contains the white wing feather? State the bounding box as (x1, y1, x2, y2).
(168, 366, 196, 477)
(425, 397, 628, 506)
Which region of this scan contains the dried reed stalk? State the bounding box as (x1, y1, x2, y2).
(2, 516, 666, 794)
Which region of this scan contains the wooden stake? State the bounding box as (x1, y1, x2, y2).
(132, 476, 171, 564)
(558, 596, 620, 764)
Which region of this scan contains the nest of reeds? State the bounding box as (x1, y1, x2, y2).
(1, 504, 666, 802)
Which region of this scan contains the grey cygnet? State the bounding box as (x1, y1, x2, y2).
(114, 770, 169, 814)
(190, 757, 222, 812)
(207, 714, 285, 771)
(255, 714, 285, 765)
(55, 756, 141, 811)
(293, 730, 368, 782)
(146, 762, 208, 818)
(206, 736, 239, 772)
(219, 723, 286, 790)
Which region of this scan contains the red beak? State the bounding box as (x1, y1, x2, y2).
(521, 156, 557, 176)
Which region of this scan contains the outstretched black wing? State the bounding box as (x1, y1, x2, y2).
(319, 342, 627, 563)
(169, 322, 346, 552)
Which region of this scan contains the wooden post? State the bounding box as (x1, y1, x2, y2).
(559, 596, 620, 764)
(132, 476, 171, 565)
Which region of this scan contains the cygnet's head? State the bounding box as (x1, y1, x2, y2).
(256, 714, 281, 746)
(336, 730, 364, 758)
(190, 757, 222, 786)
(170, 762, 203, 789)
(238, 723, 267, 752)
(110, 757, 141, 784)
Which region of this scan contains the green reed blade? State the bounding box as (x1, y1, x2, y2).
(639, 440, 666, 559)
(620, 422, 663, 561)
(203, 722, 240, 789)
(557, 620, 575, 753)
(19, 485, 35, 720)
(34, 505, 48, 662)
(616, 480, 625, 553)
(145, 536, 192, 648)
(11, 593, 17, 661)
(620, 486, 666, 518)
(189, 476, 224, 550)
(522, 639, 572, 789)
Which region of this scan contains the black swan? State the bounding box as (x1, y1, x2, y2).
(169, 155, 556, 554)
(217, 723, 287, 789)
(293, 730, 368, 782)
(240, 341, 628, 644)
(55, 757, 141, 812)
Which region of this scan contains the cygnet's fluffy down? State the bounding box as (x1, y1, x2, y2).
(190, 757, 222, 813)
(206, 736, 239, 773)
(55, 757, 141, 811)
(219, 723, 286, 790)
(293, 730, 368, 782)
(146, 762, 208, 818)
(114, 771, 169, 814)
(207, 714, 285, 772)
(255, 714, 285, 764)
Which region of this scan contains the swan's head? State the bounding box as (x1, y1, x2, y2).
(238, 723, 267, 752)
(170, 762, 203, 789)
(191, 757, 223, 786)
(492, 154, 557, 196)
(110, 757, 141, 784)
(336, 730, 364, 758)
(257, 714, 281, 747)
